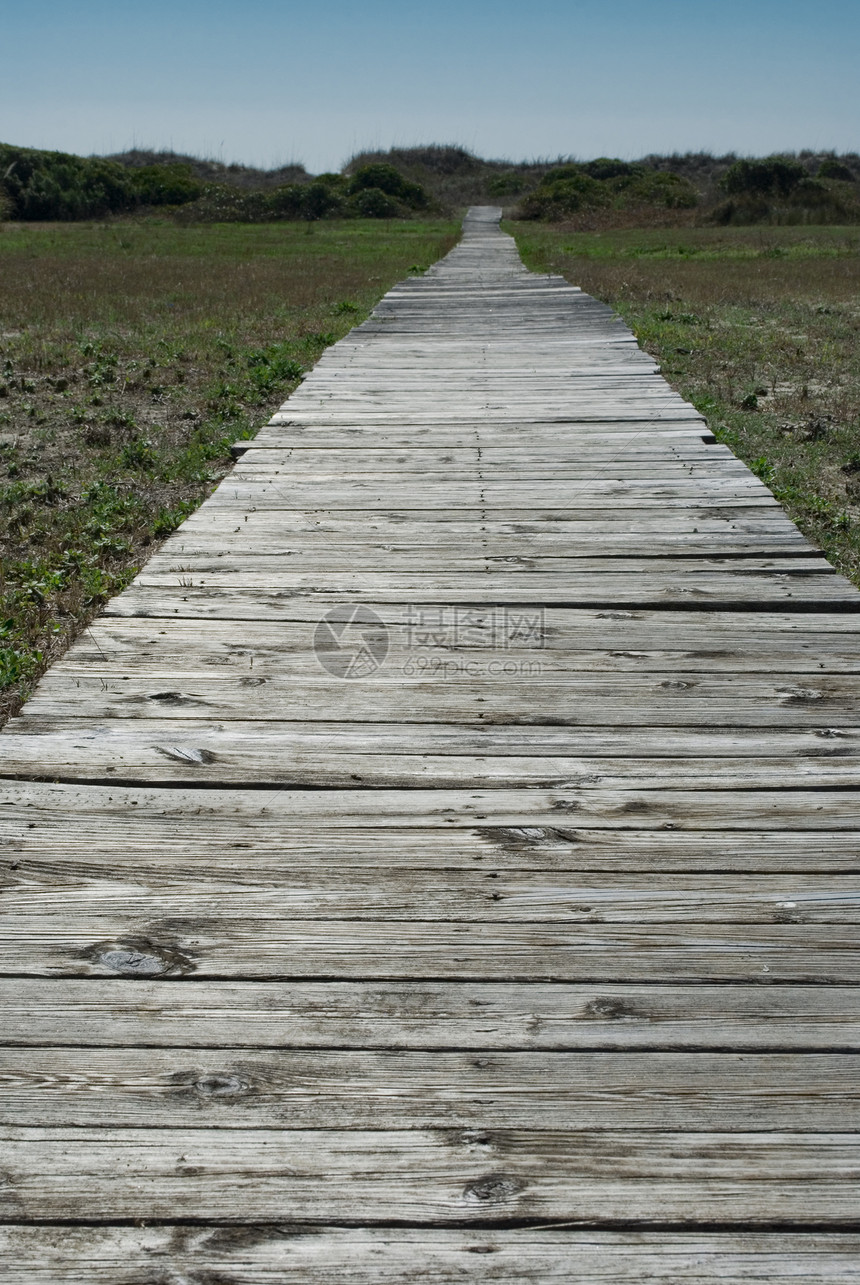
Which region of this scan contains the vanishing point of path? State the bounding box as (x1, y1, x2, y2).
(1, 208, 860, 1280)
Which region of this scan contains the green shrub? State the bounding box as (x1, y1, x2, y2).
(129, 163, 203, 206)
(347, 163, 427, 209)
(0, 145, 205, 219)
(721, 157, 807, 198)
(347, 186, 401, 218)
(181, 169, 422, 223)
(301, 179, 347, 219)
(713, 160, 859, 224)
(518, 162, 697, 220)
(263, 177, 346, 221)
(176, 186, 272, 222)
(622, 170, 698, 208)
(486, 171, 525, 197)
(818, 158, 855, 182)
(519, 166, 607, 219)
(582, 157, 637, 181)
(0, 144, 136, 219)
(263, 168, 425, 221)
(265, 184, 308, 219)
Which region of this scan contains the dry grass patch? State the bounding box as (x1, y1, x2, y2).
(510, 222, 860, 583)
(0, 217, 458, 721)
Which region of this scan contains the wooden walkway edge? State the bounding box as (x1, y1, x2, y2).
(1, 206, 859, 1280)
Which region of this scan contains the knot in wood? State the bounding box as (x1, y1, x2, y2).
(463, 1172, 527, 1204)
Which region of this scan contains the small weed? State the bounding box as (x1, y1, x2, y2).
(750, 455, 775, 483)
(105, 409, 137, 431)
(301, 331, 337, 348)
(118, 438, 157, 470)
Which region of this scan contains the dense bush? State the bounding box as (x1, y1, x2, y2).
(5, 139, 856, 227)
(348, 186, 401, 217)
(173, 186, 272, 223)
(518, 167, 607, 218)
(486, 171, 526, 197)
(0, 148, 431, 224)
(624, 170, 700, 208)
(106, 148, 310, 191)
(713, 155, 860, 224)
(128, 163, 203, 206)
(581, 157, 638, 181)
(0, 144, 203, 219)
(721, 157, 807, 198)
(817, 158, 856, 182)
(0, 146, 133, 219)
(518, 159, 697, 220)
(298, 178, 349, 219)
(347, 163, 426, 209)
(177, 167, 429, 223)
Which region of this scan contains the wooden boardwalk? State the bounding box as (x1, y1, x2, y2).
(2, 206, 860, 1280)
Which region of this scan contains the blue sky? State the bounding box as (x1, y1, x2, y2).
(3, 0, 857, 171)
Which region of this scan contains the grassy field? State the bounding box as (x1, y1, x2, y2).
(4, 216, 859, 722)
(510, 221, 860, 585)
(0, 217, 458, 720)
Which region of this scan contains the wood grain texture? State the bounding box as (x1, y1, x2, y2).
(5, 819, 858, 870)
(1, 1127, 859, 1222)
(4, 1227, 860, 1284)
(0, 1049, 856, 1128)
(4, 868, 860, 923)
(4, 980, 858, 1049)
(2, 780, 858, 828)
(5, 735, 860, 787)
(3, 913, 859, 982)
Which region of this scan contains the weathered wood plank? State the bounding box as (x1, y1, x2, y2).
(268, 407, 708, 423)
(5, 870, 859, 922)
(169, 506, 808, 531)
(167, 533, 815, 558)
(0, 1050, 856, 1129)
(248, 426, 714, 447)
(104, 579, 860, 618)
(1, 1128, 858, 1222)
(234, 437, 723, 457)
(2, 780, 857, 829)
(127, 572, 844, 599)
(4, 917, 858, 982)
(4, 729, 860, 788)
(144, 553, 828, 574)
(4, 1227, 859, 1284)
(73, 604, 860, 637)
(232, 457, 754, 480)
(4, 980, 857, 1049)
(201, 481, 776, 510)
(20, 629, 860, 680)
(19, 670, 860, 724)
(4, 819, 856, 872)
(5, 721, 860, 787)
(11, 718, 859, 754)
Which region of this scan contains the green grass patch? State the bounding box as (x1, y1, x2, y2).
(0, 217, 458, 720)
(509, 221, 860, 585)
